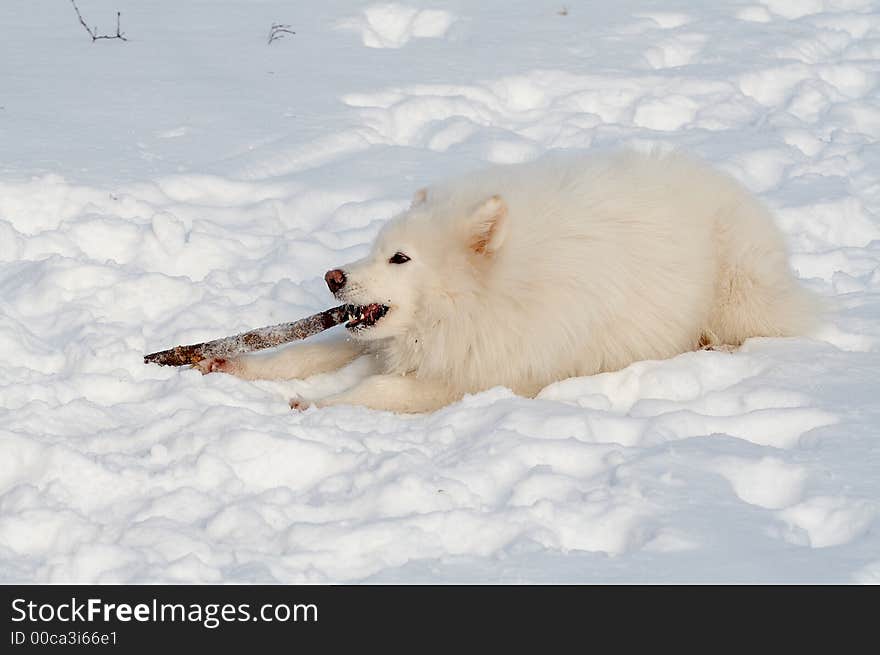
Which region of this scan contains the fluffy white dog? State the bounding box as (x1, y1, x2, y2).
(198, 150, 817, 413)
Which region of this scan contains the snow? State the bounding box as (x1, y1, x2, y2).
(337, 4, 457, 49)
(1, 0, 879, 583)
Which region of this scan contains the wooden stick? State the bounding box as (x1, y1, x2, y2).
(144, 305, 350, 367)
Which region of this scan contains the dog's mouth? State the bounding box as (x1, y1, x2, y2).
(344, 303, 389, 330)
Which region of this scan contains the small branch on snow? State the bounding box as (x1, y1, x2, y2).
(70, 0, 128, 42)
(268, 23, 296, 45)
(144, 305, 351, 367)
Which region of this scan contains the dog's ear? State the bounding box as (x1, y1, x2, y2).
(467, 195, 508, 255)
(411, 188, 428, 208)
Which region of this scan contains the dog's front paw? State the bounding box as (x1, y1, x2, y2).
(193, 357, 234, 375)
(288, 395, 315, 411)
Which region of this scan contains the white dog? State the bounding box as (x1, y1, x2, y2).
(198, 150, 817, 413)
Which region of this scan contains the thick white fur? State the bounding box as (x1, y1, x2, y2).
(201, 150, 817, 413)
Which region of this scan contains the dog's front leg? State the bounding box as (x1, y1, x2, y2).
(195, 337, 366, 381)
(295, 374, 458, 413)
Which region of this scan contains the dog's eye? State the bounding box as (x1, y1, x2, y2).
(388, 252, 411, 264)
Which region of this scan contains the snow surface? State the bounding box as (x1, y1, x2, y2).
(1, 0, 880, 583)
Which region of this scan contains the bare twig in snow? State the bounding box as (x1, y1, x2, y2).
(268, 23, 296, 45)
(70, 0, 128, 42)
(144, 305, 351, 367)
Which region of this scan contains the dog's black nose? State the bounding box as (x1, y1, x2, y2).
(325, 269, 346, 294)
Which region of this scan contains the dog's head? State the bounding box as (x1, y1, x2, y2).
(325, 188, 508, 340)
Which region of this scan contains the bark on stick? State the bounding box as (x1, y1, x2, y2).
(144, 305, 349, 367)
